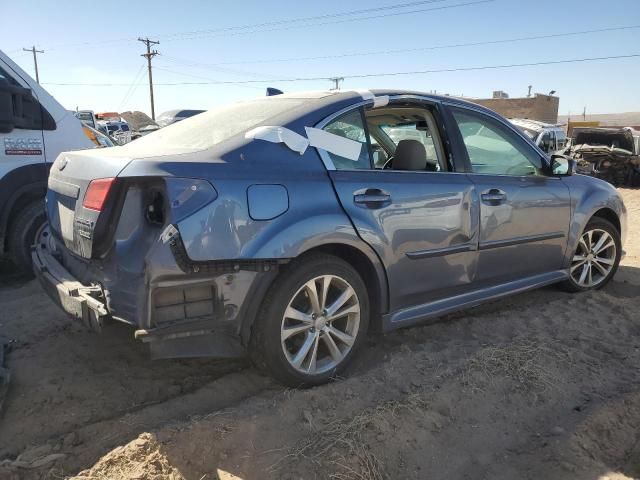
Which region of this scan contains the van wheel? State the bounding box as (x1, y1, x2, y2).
(560, 217, 621, 292)
(8, 200, 46, 273)
(251, 254, 369, 387)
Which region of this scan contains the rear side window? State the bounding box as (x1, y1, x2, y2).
(323, 109, 371, 169)
(124, 98, 307, 153)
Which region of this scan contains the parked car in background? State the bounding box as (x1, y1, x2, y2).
(561, 127, 640, 186)
(156, 109, 205, 128)
(0, 49, 99, 272)
(97, 120, 132, 145)
(82, 125, 117, 148)
(510, 118, 567, 154)
(75, 110, 98, 129)
(35, 90, 626, 386)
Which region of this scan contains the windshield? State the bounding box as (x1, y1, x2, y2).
(129, 98, 307, 153)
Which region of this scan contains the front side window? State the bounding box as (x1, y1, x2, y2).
(452, 108, 542, 176)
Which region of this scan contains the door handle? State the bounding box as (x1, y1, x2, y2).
(354, 188, 391, 208)
(481, 189, 507, 204)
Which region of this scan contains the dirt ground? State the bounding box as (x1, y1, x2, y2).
(0, 189, 639, 480)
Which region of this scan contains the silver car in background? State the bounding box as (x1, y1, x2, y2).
(34, 90, 626, 386)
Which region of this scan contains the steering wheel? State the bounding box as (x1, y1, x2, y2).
(382, 156, 394, 170)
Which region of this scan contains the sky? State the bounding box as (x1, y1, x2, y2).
(2, 0, 640, 118)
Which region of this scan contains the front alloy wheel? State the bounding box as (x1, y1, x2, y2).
(281, 275, 360, 375)
(570, 229, 616, 288)
(562, 218, 621, 292)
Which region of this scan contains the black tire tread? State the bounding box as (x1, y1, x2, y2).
(8, 200, 46, 273)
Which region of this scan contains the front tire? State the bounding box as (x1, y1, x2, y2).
(251, 254, 369, 387)
(560, 217, 621, 292)
(8, 200, 47, 274)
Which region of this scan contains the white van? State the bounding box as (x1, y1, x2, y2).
(0, 50, 95, 271)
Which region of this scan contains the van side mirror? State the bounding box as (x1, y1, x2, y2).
(550, 154, 575, 176)
(0, 83, 15, 134)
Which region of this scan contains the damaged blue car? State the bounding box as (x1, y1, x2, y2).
(34, 90, 627, 386)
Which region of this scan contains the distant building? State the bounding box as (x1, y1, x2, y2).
(469, 92, 559, 124)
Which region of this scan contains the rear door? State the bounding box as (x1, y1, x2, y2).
(447, 105, 571, 286)
(320, 100, 479, 312)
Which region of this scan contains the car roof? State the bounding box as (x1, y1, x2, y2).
(509, 118, 563, 132)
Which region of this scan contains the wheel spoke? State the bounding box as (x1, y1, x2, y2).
(320, 276, 332, 311)
(326, 286, 355, 317)
(587, 263, 593, 286)
(322, 332, 344, 363)
(291, 332, 317, 368)
(595, 256, 614, 265)
(304, 280, 322, 314)
(578, 263, 589, 285)
(591, 232, 610, 254)
(326, 325, 355, 346)
(284, 306, 312, 323)
(281, 323, 312, 341)
(578, 238, 589, 254)
(327, 303, 360, 322)
(591, 260, 609, 276)
(594, 240, 614, 255)
(586, 230, 593, 251)
(307, 335, 320, 373)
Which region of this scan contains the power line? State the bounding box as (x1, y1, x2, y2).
(156, 0, 449, 39)
(159, 0, 494, 41)
(138, 37, 160, 120)
(189, 24, 640, 67)
(118, 65, 147, 110)
(6, 0, 488, 51)
(152, 66, 263, 90)
(22, 46, 44, 83)
(41, 53, 640, 87)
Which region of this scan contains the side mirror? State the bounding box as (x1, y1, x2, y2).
(550, 154, 576, 176)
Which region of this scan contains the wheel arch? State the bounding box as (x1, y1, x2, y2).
(0, 163, 49, 255)
(239, 239, 390, 345)
(591, 207, 621, 233)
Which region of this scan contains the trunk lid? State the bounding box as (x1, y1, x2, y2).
(47, 148, 133, 258)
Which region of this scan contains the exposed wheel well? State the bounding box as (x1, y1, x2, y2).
(591, 208, 620, 233)
(299, 243, 386, 332)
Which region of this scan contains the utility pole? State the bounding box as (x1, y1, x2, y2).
(582, 106, 587, 121)
(527, 85, 532, 98)
(329, 77, 344, 91)
(138, 37, 160, 120)
(22, 46, 44, 84)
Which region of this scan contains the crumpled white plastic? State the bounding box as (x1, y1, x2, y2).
(351, 89, 390, 108)
(305, 127, 362, 161)
(245, 126, 310, 155)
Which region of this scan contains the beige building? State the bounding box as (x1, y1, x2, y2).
(469, 92, 560, 124)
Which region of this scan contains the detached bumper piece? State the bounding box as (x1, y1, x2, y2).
(32, 241, 108, 332)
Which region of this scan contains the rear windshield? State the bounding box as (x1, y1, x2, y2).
(124, 98, 307, 153)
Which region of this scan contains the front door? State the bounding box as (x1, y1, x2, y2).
(448, 106, 571, 285)
(319, 102, 479, 312)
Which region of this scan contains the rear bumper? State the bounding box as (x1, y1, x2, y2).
(32, 241, 109, 331)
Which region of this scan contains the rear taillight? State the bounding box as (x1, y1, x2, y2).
(83, 178, 115, 211)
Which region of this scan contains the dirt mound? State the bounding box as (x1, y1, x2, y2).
(72, 433, 183, 480)
(120, 111, 157, 131)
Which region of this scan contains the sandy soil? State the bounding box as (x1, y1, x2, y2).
(0, 189, 639, 480)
